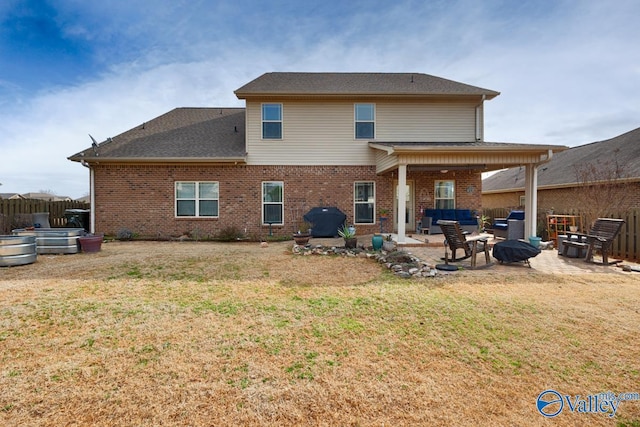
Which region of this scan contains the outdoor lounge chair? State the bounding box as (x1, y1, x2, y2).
(437, 220, 491, 269)
(561, 218, 625, 265)
(492, 210, 525, 240)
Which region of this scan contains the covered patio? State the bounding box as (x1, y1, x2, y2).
(369, 141, 568, 245)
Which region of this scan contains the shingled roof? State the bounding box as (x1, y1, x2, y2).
(482, 126, 640, 192)
(69, 108, 246, 163)
(235, 72, 500, 99)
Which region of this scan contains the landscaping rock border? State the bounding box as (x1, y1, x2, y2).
(292, 244, 441, 278)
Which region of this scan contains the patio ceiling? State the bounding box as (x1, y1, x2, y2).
(369, 141, 568, 174)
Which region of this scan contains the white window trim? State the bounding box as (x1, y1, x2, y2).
(262, 103, 283, 140)
(262, 181, 284, 225)
(434, 180, 455, 209)
(354, 103, 375, 140)
(354, 181, 376, 224)
(175, 181, 219, 218)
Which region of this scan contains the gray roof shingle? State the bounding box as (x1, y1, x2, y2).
(482, 127, 640, 191)
(69, 108, 246, 162)
(235, 72, 499, 99)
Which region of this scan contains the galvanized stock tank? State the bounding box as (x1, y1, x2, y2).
(0, 235, 37, 267)
(12, 228, 85, 254)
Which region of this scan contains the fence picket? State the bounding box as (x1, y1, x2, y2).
(0, 199, 90, 233)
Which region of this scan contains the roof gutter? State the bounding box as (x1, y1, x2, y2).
(69, 156, 248, 164)
(371, 143, 565, 155)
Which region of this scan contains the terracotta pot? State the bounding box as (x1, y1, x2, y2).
(293, 234, 311, 245)
(78, 234, 103, 253)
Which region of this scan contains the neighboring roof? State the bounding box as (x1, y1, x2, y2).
(235, 72, 500, 99)
(21, 192, 72, 201)
(0, 193, 24, 200)
(69, 108, 246, 163)
(482, 126, 640, 192)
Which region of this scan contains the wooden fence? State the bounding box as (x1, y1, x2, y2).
(0, 199, 90, 233)
(482, 207, 640, 261)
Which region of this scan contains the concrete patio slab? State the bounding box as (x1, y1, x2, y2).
(305, 234, 640, 275)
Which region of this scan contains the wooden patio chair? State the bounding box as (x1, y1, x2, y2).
(562, 218, 625, 265)
(438, 220, 491, 269)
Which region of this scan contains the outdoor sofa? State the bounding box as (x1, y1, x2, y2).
(421, 209, 479, 235)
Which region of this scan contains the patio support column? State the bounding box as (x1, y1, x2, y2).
(524, 164, 538, 239)
(397, 163, 407, 244)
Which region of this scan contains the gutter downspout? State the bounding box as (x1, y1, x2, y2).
(90, 167, 95, 234)
(475, 95, 486, 142)
(81, 160, 95, 234)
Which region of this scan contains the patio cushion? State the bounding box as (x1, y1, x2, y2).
(493, 210, 525, 230)
(456, 209, 473, 221)
(507, 210, 525, 221)
(425, 209, 477, 226)
(425, 209, 437, 219)
(441, 209, 456, 220)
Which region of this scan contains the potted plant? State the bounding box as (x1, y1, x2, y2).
(338, 224, 357, 249)
(378, 208, 389, 220)
(478, 213, 491, 232)
(371, 233, 384, 250)
(293, 221, 312, 245)
(382, 234, 395, 252)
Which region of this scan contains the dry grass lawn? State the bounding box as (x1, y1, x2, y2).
(1, 241, 639, 426)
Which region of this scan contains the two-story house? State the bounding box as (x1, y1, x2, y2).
(68, 72, 566, 242)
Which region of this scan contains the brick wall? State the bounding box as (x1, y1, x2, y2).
(483, 182, 640, 213)
(93, 164, 484, 239)
(482, 192, 522, 210)
(411, 169, 482, 213)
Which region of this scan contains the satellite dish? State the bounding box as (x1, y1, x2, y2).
(89, 134, 99, 156)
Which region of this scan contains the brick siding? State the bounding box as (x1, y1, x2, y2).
(93, 164, 483, 239)
(483, 182, 640, 213)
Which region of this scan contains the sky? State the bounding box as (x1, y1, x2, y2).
(0, 0, 639, 199)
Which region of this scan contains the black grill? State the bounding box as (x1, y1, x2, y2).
(303, 207, 346, 237)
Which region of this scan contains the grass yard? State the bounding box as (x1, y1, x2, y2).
(1, 241, 639, 426)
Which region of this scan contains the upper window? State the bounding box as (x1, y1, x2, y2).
(262, 181, 283, 225)
(354, 182, 375, 224)
(176, 182, 219, 217)
(434, 180, 455, 209)
(355, 104, 375, 139)
(262, 104, 282, 139)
